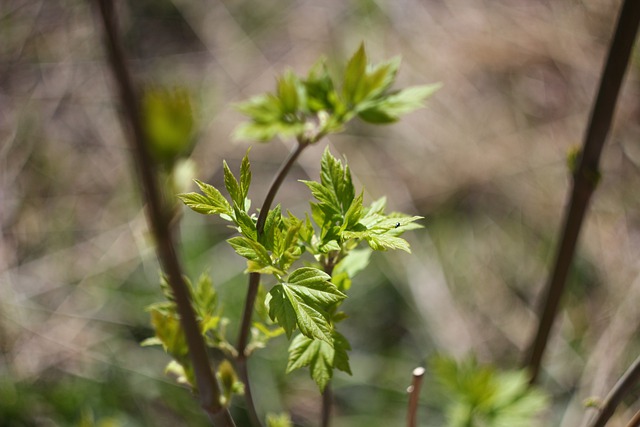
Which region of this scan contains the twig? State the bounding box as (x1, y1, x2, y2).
(407, 367, 426, 427)
(587, 354, 640, 427)
(524, 0, 640, 384)
(93, 1, 234, 425)
(235, 141, 309, 427)
(626, 408, 640, 427)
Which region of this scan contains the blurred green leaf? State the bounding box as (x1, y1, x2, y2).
(266, 413, 293, 427)
(287, 330, 351, 391)
(358, 83, 442, 123)
(343, 43, 368, 106)
(142, 87, 194, 167)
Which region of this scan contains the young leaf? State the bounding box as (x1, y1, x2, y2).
(266, 268, 345, 342)
(227, 236, 271, 269)
(358, 83, 442, 124)
(240, 150, 252, 202)
(192, 272, 217, 319)
(320, 147, 355, 212)
(223, 160, 243, 208)
(343, 43, 367, 106)
(287, 331, 352, 391)
(233, 207, 257, 241)
(178, 180, 233, 216)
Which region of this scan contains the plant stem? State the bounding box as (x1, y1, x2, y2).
(626, 409, 640, 427)
(406, 367, 426, 427)
(235, 141, 309, 426)
(524, 0, 640, 384)
(93, 2, 234, 425)
(587, 354, 640, 427)
(322, 384, 332, 427)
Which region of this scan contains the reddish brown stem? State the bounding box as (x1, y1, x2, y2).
(407, 367, 425, 427)
(235, 141, 308, 427)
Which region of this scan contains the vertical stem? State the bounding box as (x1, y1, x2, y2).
(524, 0, 640, 384)
(93, 1, 234, 425)
(236, 141, 309, 427)
(322, 384, 333, 427)
(406, 367, 425, 427)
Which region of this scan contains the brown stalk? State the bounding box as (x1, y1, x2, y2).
(93, 1, 234, 425)
(524, 0, 640, 384)
(235, 140, 309, 427)
(407, 367, 426, 427)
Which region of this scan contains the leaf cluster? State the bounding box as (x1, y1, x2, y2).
(176, 148, 422, 390)
(234, 43, 440, 143)
(143, 273, 235, 389)
(431, 355, 549, 427)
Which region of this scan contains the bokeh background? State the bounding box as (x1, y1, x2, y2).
(2, 0, 640, 425)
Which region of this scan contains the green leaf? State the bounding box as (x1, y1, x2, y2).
(148, 307, 188, 358)
(266, 268, 345, 342)
(233, 207, 257, 241)
(261, 204, 282, 250)
(320, 147, 355, 212)
(342, 191, 364, 230)
(266, 285, 299, 338)
(358, 83, 442, 123)
(343, 43, 367, 106)
(178, 179, 232, 216)
(227, 236, 271, 269)
(300, 180, 341, 216)
(240, 150, 252, 202)
(223, 160, 243, 208)
(192, 272, 217, 318)
(277, 71, 304, 115)
(142, 87, 194, 167)
(266, 413, 293, 427)
(334, 248, 372, 278)
(287, 331, 352, 391)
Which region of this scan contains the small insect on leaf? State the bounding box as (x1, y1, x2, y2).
(395, 222, 400, 228)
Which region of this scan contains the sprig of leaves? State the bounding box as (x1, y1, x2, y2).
(431, 355, 549, 427)
(234, 43, 440, 143)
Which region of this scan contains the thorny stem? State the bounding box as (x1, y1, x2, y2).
(407, 367, 426, 427)
(587, 354, 640, 427)
(236, 140, 309, 426)
(93, 1, 235, 425)
(524, 0, 640, 384)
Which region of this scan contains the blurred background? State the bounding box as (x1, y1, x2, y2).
(2, 0, 640, 425)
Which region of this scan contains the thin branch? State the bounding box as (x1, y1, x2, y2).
(587, 354, 640, 427)
(524, 0, 640, 384)
(235, 141, 309, 427)
(93, 1, 234, 425)
(626, 409, 640, 427)
(407, 367, 426, 427)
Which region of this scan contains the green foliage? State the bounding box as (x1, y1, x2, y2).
(149, 43, 435, 413)
(142, 87, 194, 167)
(234, 43, 439, 143)
(174, 145, 423, 391)
(143, 273, 235, 389)
(266, 413, 293, 427)
(266, 267, 346, 342)
(431, 355, 549, 427)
